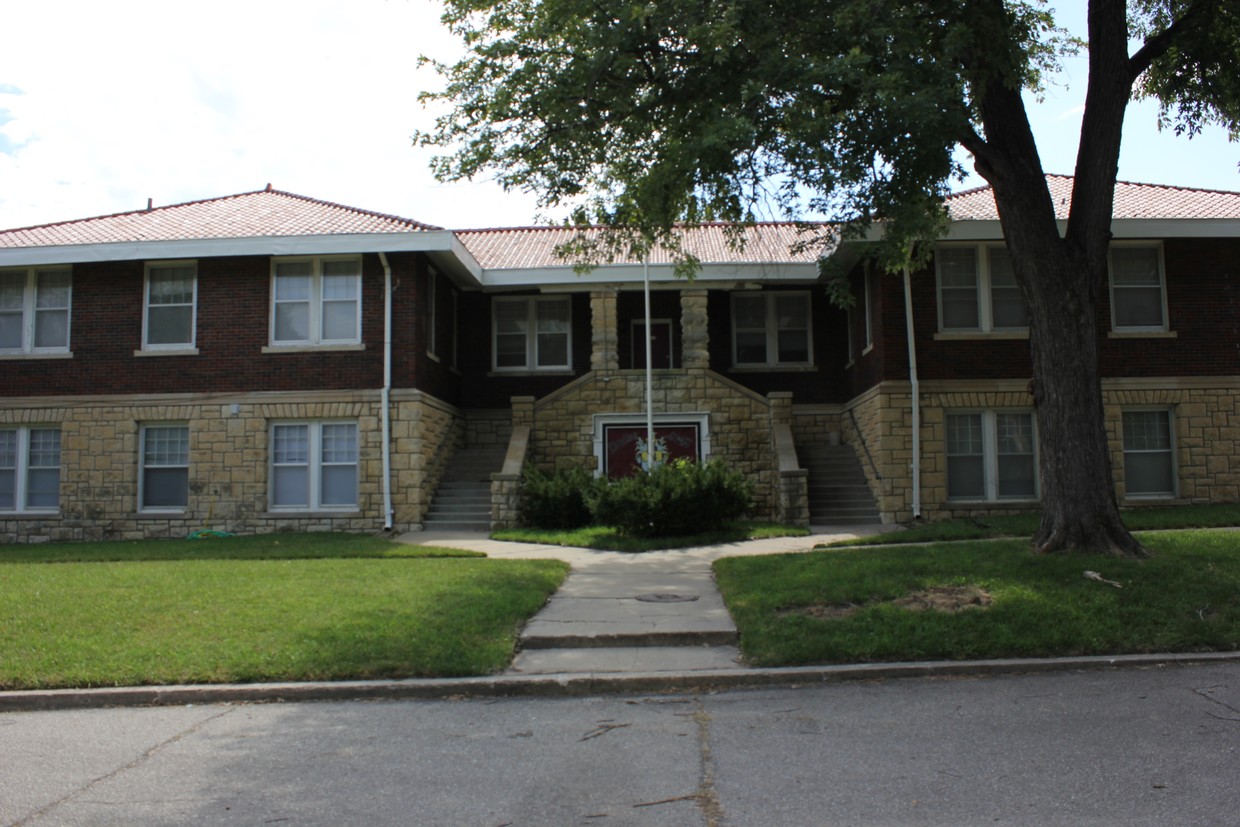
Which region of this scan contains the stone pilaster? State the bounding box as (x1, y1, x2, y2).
(511, 396, 536, 430)
(589, 290, 619, 372)
(680, 289, 709, 369)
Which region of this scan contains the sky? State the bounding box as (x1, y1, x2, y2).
(0, 1, 1237, 233)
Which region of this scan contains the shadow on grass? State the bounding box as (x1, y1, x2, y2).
(0, 533, 480, 564)
(490, 521, 810, 552)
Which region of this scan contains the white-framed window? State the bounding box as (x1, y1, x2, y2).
(945, 411, 1038, 501)
(0, 427, 61, 512)
(1122, 409, 1176, 497)
(140, 424, 190, 510)
(1109, 244, 1167, 332)
(0, 268, 71, 353)
(143, 262, 197, 349)
(271, 257, 361, 346)
(731, 291, 812, 367)
(936, 245, 1028, 332)
(492, 296, 571, 371)
(269, 421, 359, 511)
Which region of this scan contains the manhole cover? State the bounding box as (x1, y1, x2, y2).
(634, 593, 699, 603)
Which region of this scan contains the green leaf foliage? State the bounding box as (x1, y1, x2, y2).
(590, 459, 754, 537)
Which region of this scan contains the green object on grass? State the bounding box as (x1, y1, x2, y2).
(187, 530, 236, 540)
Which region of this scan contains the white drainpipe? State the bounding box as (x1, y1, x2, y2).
(378, 252, 394, 530)
(902, 265, 922, 519)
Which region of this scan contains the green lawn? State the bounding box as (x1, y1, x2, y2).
(822, 503, 1240, 547)
(716, 528, 1240, 667)
(491, 521, 809, 552)
(0, 534, 567, 690)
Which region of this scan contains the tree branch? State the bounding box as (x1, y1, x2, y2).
(1128, 0, 1212, 82)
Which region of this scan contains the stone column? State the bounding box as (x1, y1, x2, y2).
(590, 290, 619, 372)
(511, 396, 535, 430)
(680, 288, 710, 369)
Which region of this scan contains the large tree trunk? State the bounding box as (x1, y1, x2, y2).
(1021, 246, 1151, 558)
(963, 0, 1150, 558)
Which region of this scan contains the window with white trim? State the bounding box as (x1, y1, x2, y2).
(0, 268, 71, 353)
(1109, 244, 1167, 331)
(492, 296, 571, 371)
(936, 245, 1028, 332)
(143, 262, 196, 349)
(270, 421, 359, 511)
(731, 291, 812, 367)
(271, 257, 361, 346)
(140, 424, 190, 510)
(945, 411, 1038, 501)
(0, 427, 61, 512)
(1122, 409, 1176, 496)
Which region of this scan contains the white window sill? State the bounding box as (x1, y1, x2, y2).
(134, 348, 199, 357)
(934, 331, 1029, 341)
(942, 499, 1041, 508)
(487, 369, 575, 377)
(0, 511, 61, 518)
(262, 510, 362, 518)
(1107, 330, 1177, 339)
(729, 365, 818, 373)
(134, 509, 188, 518)
(262, 343, 366, 354)
(0, 351, 73, 360)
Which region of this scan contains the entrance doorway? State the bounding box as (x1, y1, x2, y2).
(631, 319, 673, 369)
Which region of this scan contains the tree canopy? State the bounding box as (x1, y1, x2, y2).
(418, 1, 1240, 556)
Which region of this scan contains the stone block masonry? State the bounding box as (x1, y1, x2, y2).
(841, 377, 1240, 524)
(0, 389, 464, 543)
(523, 368, 782, 519)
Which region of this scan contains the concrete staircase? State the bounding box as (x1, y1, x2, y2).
(422, 446, 507, 531)
(798, 443, 881, 526)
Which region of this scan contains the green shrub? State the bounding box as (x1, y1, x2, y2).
(591, 459, 753, 537)
(519, 466, 597, 529)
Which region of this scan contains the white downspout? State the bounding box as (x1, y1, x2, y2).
(644, 257, 655, 467)
(378, 252, 394, 530)
(902, 264, 922, 520)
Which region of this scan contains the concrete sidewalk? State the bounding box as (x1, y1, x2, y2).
(397, 525, 893, 676)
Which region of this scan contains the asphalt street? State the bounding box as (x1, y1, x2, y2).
(3, 662, 1238, 826)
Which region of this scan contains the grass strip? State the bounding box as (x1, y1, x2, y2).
(490, 521, 809, 552)
(0, 532, 484, 563)
(823, 503, 1240, 547)
(0, 536, 566, 690)
(716, 528, 1240, 667)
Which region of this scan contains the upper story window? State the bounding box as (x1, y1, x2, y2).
(1109, 244, 1167, 332)
(0, 426, 61, 512)
(271, 257, 361, 346)
(945, 410, 1038, 501)
(732, 291, 812, 367)
(0, 268, 71, 354)
(143, 262, 197, 350)
(936, 246, 1028, 333)
(492, 296, 571, 371)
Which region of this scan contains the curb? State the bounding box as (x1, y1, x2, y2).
(3, 650, 1238, 713)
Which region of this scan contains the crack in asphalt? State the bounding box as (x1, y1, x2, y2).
(10, 705, 238, 826)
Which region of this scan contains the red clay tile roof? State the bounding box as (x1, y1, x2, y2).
(455, 223, 833, 269)
(0, 188, 438, 249)
(947, 174, 1240, 221)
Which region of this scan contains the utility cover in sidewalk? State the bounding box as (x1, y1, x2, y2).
(634, 593, 699, 603)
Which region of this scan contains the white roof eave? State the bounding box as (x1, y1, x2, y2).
(478, 261, 820, 289)
(0, 230, 484, 283)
